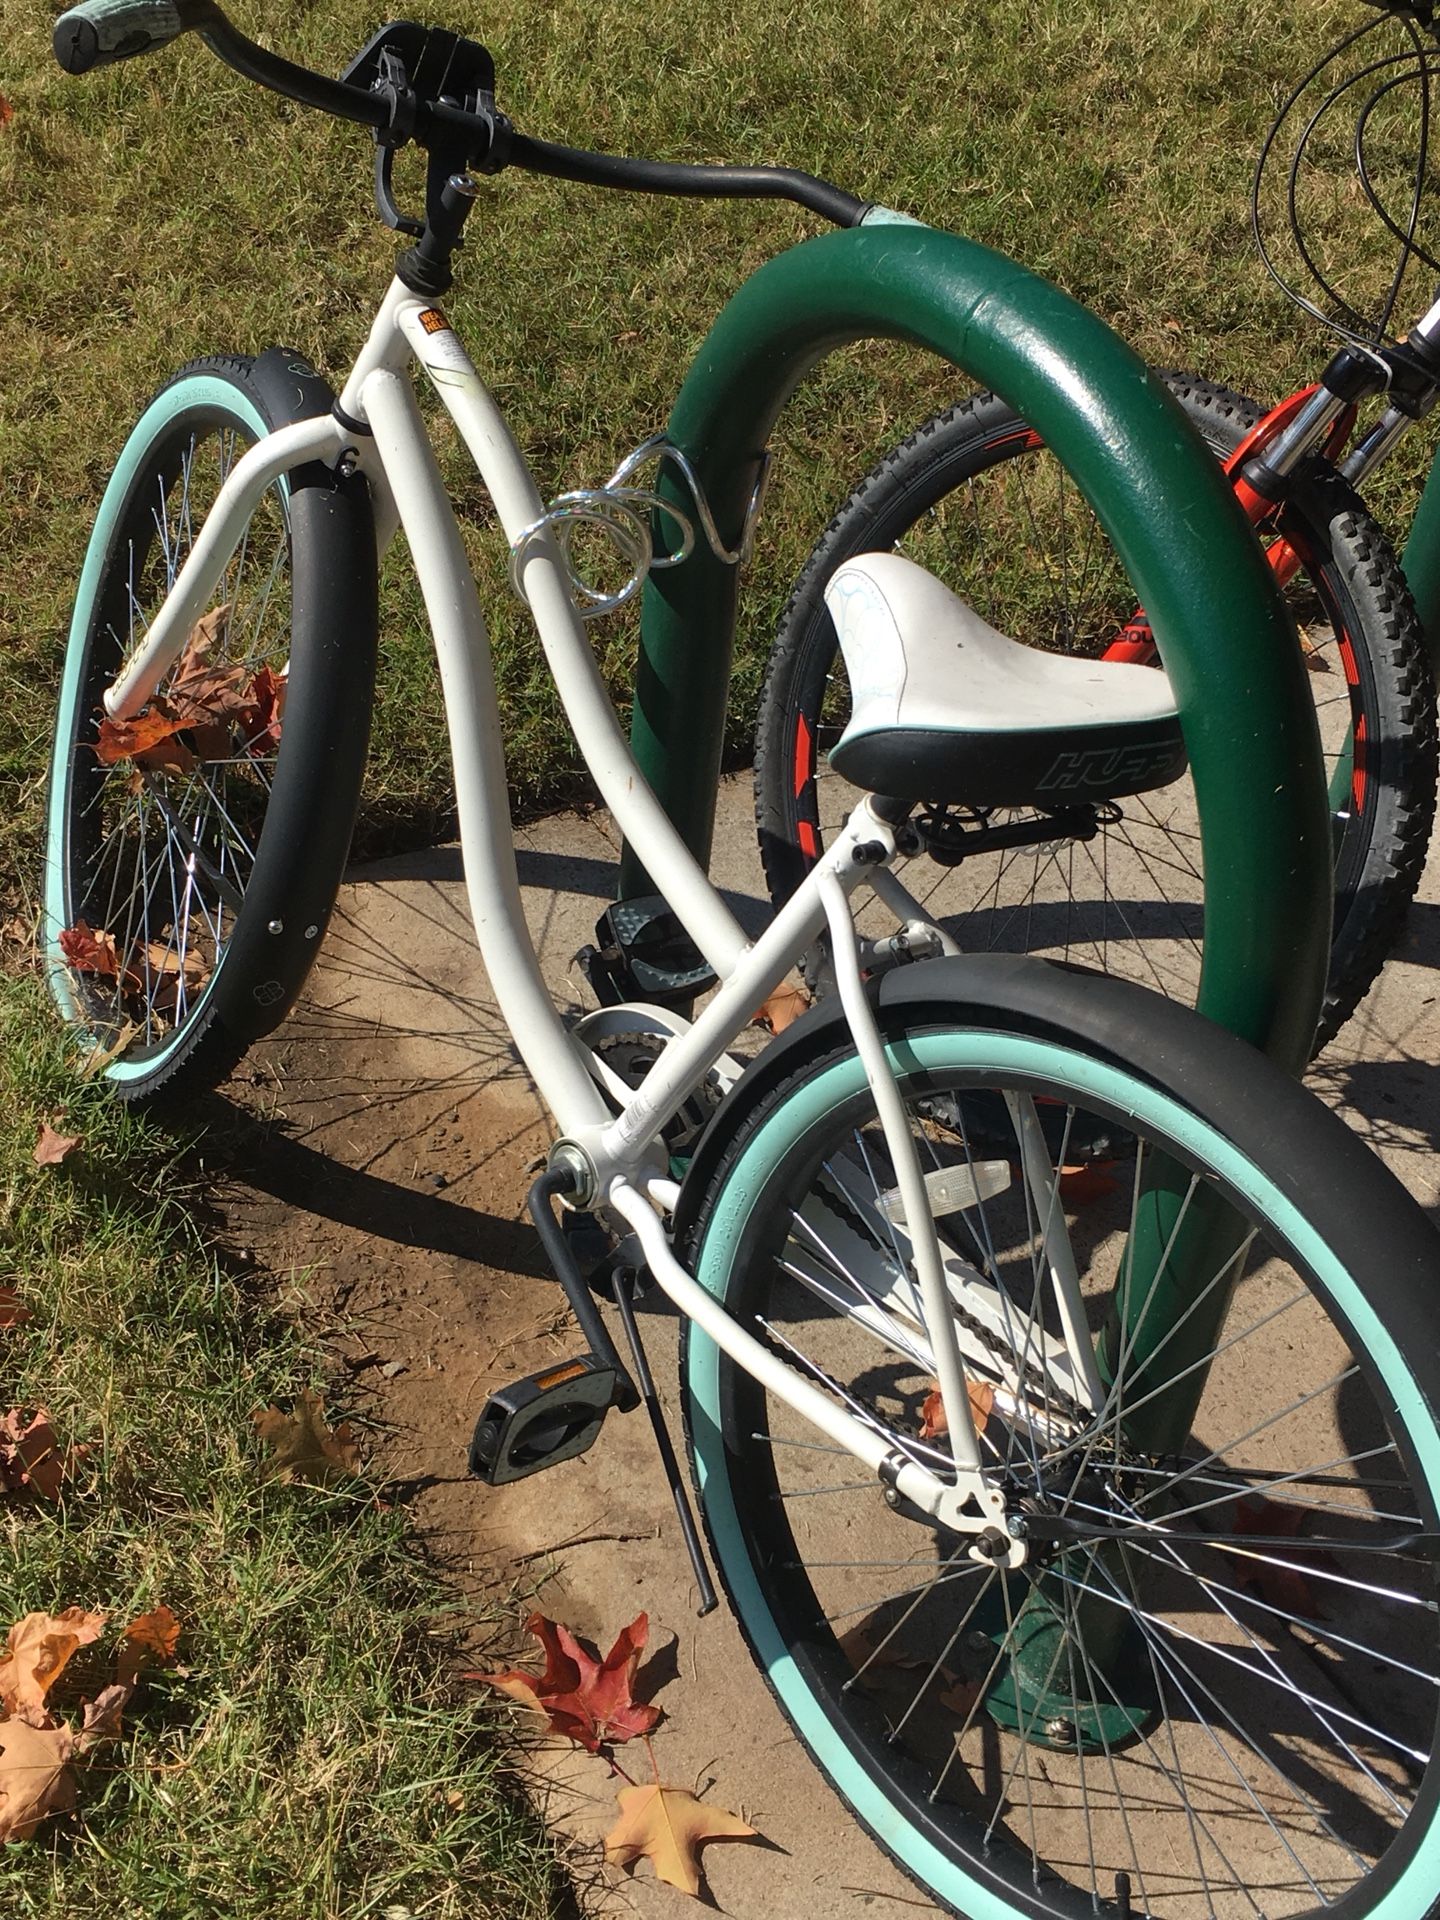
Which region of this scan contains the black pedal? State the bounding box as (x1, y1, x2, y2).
(579, 895, 717, 1010)
(468, 1354, 617, 1485)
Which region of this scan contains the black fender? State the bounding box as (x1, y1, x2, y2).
(673, 950, 1335, 1258)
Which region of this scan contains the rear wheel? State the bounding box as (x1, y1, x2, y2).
(755, 373, 1436, 1049)
(680, 957, 1440, 1919)
(43, 351, 378, 1104)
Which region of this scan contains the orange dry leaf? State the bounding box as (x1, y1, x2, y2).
(58, 919, 122, 982)
(116, 1606, 181, 1689)
(1233, 1495, 1337, 1620)
(0, 95, 13, 133)
(1057, 1161, 1121, 1206)
(0, 1610, 105, 1718)
(487, 1610, 662, 1753)
(93, 697, 198, 772)
(919, 1377, 996, 1444)
(244, 664, 286, 755)
(33, 1123, 80, 1168)
(752, 980, 811, 1034)
(0, 1716, 77, 1844)
(938, 1674, 984, 1718)
(252, 1388, 360, 1486)
(0, 1289, 30, 1331)
(605, 1782, 758, 1898)
(75, 1683, 129, 1755)
(0, 1408, 73, 1501)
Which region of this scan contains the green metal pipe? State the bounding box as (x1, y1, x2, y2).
(1402, 451, 1440, 675)
(624, 220, 1332, 1070)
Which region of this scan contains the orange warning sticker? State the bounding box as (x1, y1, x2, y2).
(417, 307, 451, 334)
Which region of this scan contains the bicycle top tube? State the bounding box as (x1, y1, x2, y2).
(51, 1, 871, 230)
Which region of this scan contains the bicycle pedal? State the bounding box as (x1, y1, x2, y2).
(580, 895, 716, 1010)
(468, 1354, 618, 1485)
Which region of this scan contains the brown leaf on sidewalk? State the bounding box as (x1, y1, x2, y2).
(1233, 1495, 1338, 1620)
(751, 980, 811, 1034)
(605, 1782, 758, 1898)
(253, 1389, 361, 1486)
(485, 1610, 661, 1752)
(918, 1377, 996, 1444)
(0, 1716, 77, 1844)
(33, 1123, 80, 1168)
(0, 1289, 29, 1331)
(0, 1609, 105, 1717)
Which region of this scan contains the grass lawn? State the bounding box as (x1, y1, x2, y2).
(0, 0, 1432, 1911)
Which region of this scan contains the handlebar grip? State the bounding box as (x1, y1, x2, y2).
(53, 1, 190, 75)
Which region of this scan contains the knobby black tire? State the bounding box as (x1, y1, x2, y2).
(755, 371, 1436, 1052)
(43, 350, 378, 1105)
(678, 952, 1440, 1920)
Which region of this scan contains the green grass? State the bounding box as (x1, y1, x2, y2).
(0, 972, 571, 1917)
(3, 0, 1436, 872)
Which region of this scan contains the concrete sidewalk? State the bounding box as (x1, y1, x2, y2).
(227, 773, 1440, 1918)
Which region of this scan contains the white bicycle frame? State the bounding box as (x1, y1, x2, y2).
(102, 273, 1108, 1558)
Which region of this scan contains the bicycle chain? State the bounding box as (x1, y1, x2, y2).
(809, 1176, 1095, 1440)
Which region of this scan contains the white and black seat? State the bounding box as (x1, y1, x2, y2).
(824, 552, 1187, 808)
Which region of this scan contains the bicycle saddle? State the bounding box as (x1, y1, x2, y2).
(824, 552, 1187, 809)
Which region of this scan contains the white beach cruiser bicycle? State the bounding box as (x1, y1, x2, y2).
(40, 6, 1440, 1917)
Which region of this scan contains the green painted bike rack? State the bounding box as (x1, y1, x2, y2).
(621, 218, 1334, 1737)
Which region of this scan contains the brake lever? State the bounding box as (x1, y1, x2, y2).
(375, 144, 423, 237)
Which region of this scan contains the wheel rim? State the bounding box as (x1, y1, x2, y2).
(688, 1033, 1440, 1920)
(51, 402, 289, 1065)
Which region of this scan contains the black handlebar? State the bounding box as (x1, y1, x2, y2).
(52, 0, 869, 229)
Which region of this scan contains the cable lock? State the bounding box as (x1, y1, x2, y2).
(508, 434, 772, 619)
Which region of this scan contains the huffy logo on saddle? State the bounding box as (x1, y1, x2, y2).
(1036, 742, 1178, 792)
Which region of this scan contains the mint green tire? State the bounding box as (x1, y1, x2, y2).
(678, 955, 1440, 1920)
(43, 352, 377, 1105)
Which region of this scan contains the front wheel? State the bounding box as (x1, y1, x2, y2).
(43, 351, 378, 1105)
(679, 957, 1440, 1920)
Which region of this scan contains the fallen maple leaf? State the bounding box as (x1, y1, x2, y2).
(0, 1289, 29, 1331)
(605, 1782, 757, 1897)
(486, 1610, 661, 1752)
(75, 1682, 129, 1755)
(1057, 1160, 1121, 1206)
(919, 1377, 996, 1444)
(253, 1389, 361, 1486)
(0, 95, 12, 133)
(58, 920, 121, 982)
(1233, 1495, 1337, 1620)
(244, 663, 286, 756)
(33, 1122, 80, 1168)
(116, 1606, 180, 1688)
(752, 980, 811, 1034)
(938, 1674, 984, 1717)
(78, 1019, 140, 1078)
(0, 1409, 72, 1501)
(0, 1609, 105, 1717)
(0, 1716, 77, 1844)
(93, 698, 197, 772)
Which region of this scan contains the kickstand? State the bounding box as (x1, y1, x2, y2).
(610, 1269, 719, 1617)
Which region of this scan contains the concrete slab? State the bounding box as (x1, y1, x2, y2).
(218, 771, 1440, 1918)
